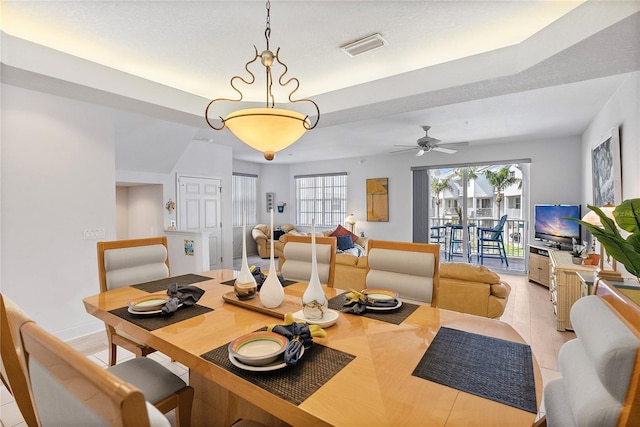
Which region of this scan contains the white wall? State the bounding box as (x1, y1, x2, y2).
(579, 71, 640, 277)
(281, 135, 583, 243)
(127, 184, 164, 238)
(115, 186, 129, 239)
(581, 72, 640, 203)
(1, 84, 116, 339)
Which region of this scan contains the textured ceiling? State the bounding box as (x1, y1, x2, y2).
(1, 1, 639, 167)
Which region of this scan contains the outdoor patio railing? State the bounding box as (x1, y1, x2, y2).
(430, 217, 526, 258)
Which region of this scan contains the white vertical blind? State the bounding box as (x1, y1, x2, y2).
(295, 173, 347, 227)
(232, 174, 257, 227)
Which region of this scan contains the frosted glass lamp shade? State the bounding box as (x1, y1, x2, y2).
(225, 108, 308, 160)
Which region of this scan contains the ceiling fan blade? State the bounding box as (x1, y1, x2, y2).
(393, 144, 419, 148)
(432, 146, 457, 154)
(390, 147, 418, 154)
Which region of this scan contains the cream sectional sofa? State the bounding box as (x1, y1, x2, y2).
(332, 251, 510, 319)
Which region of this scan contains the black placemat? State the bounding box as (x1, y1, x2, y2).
(220, 278, 297, 287)
(412, 327, 537, 413)
(131, 274, 211, 293)
(201, 341, 355, 405)
(109, 304, 213, 331)
(328, 292, 420, 325)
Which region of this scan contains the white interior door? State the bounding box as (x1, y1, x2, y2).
(178, 175, 222, 270)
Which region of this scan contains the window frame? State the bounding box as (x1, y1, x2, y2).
(232, 173, 258, 227)
(294, 173, 347, 227)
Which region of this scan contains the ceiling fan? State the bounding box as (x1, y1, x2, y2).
(391, 125, 468, 156)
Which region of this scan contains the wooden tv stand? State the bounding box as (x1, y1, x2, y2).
(528, 244, 551, 287)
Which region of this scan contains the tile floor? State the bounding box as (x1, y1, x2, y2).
(2, 263, 568, 425)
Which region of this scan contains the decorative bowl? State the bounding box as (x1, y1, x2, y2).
(228, 331, 288, 366)
(127, 294, 171, 312)
(362, 289, 399, 301)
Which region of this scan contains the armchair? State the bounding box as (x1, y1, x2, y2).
(251, 223, 297, 258)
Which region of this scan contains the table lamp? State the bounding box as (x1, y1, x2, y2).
(581, 203, 623, 281)
(345, 214, 356, 233)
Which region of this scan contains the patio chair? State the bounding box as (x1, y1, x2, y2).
(477, 215, 509, 267)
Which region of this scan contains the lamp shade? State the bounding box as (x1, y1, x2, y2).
(345, 214, 356, 224)
(225, 108, 308, 160)
(581, 204, 616, 227)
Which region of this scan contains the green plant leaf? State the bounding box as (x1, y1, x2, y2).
(613, 199, 640, 234)
(566, 200, 640, 280)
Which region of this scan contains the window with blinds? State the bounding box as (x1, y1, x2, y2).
(295, 173, 347, 227)
(232, 173, 257, 227)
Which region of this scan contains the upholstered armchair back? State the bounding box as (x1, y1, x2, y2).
(281, 235, 336, 287)
(366, 240, 439, 305)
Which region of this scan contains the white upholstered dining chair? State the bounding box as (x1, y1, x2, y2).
(97, 237, 170, 365)
(1, 293, 194, 427)
(365, 240, 440, 305)
(279, 235, 337, 287)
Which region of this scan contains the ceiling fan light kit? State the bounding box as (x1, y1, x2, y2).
(204, 0, 319, 161)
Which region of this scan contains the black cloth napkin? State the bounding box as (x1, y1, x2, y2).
(269, 322, 316, 366)
(251, 266, 285, 291)
(341, 289, 399, 314)
(162, 283, 205, 314)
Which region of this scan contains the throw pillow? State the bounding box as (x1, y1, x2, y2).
(336, 235, 355, 251)
(329, 224, 358, 243)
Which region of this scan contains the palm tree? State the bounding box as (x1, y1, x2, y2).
(484, 166, 521, 217)
(430, 176, 452, 221)
(452, 167, 479, 221)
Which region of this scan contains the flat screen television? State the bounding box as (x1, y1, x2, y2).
(534, 204, 581, 248)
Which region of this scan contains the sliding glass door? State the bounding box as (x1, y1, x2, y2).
(413, 162, 528, 272)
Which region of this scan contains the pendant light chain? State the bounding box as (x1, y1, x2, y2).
(265, 0, 271, 51)
(204, 0, 320, 161)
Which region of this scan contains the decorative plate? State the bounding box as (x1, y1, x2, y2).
(362, 289, 399, 301)
(292, 309, 339, 328)
(127, 294, 171, 312)
(366, 300, 403, 311)
(228, 347, 304, 372)
(127, 303, 181, 315)
(228, 331, 288, 366)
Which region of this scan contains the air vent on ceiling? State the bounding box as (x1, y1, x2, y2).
(340, 33, 387, 57)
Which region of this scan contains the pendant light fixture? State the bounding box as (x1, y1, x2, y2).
(205, 0, 320, 161)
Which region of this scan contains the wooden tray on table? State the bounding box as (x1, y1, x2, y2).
(222, 291, 304, 319)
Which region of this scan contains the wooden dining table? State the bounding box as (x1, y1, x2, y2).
(83, 269, 542, 427)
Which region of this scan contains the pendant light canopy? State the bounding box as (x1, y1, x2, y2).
(205, 0, 320, 161)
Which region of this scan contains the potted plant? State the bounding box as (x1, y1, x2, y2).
(571, 242, 586, 264)
(569, 199, 640, 281)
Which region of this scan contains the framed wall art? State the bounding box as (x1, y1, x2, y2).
(591, 126, 622, 207)
(367, 177, 389, 222)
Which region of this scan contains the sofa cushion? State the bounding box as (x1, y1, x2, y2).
(330, 224, 358, 243)
(440, 262, 501, 284)
(336, 235, 355, 250)
(335, 253, 359, 266)
(490, 282, 510, 298)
